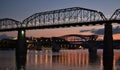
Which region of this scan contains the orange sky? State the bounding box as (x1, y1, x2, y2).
(0, 30, 120, 40)
(0, 25, 120, 40)
(97, 34, 120, 40)
(26, 29, 120, 40)
(112, 34, 120, 40)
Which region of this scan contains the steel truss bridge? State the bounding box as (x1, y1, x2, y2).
(0, 7, 119, 31)
(32, 34, 98, 49)
(60, 34, 98, 42)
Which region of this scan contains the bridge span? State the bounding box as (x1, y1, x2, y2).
(0, 7, 119, 31)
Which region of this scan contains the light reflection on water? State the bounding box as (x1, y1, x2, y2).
(0, 49, 120, 70)
(26, 49, 120, 70)
(26, 50, 89, 70)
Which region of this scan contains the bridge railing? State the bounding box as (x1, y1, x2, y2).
(22, 7, 106, 27)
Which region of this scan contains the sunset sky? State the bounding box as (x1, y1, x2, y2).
(0, 0, 120, 39)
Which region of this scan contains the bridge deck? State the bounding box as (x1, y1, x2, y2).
(0, 19, 120, 32)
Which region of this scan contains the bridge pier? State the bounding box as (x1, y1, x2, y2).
(103, 23, 113, 70)
(88, 40, 98, 62)
(52, 43, 60, 52)
(16, 29, 27, 70)
(51, 38, 60, 52)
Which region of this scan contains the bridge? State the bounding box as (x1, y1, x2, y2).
(0, 7, 120, 31)
(0, 7, 106, 31)
(0, 7, 120, 70)
(60, 34, 98, 42)
(29, 34, 98, 50)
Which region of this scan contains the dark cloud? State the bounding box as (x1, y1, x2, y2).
(91, 29, 104, 35)
(113, 26, 120, 34)
(80, 26, 120, 35)
(79, 30, 91, 32)
(0, 34, 13, 40)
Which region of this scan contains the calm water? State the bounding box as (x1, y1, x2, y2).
(0, 49, 120, 70)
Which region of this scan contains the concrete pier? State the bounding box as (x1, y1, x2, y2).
(103, 23, 113, 70)
(52, 43, 60, 52)
(88, 40, 98, 63)
(16, 29, 27, 70)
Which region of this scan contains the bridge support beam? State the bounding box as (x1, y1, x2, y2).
(103, 23, 113, 70)
(16, 29, 27, 70)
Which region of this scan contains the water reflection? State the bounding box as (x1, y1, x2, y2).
(1, 50, 120, 70)
(16, 51, 27, 70)
(0, 50, 15, 70)
(114, 50, 120, 70)
(25, 50, 120, 70)
(52, 50, 89, 66)
(26, 50, 91, 70)
(89, 51, 98, 64)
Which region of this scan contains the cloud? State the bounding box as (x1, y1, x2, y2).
(0, 34, 13, 40)
(79, 30, 91, 32)
(80, 26, 120, 35)
(113, 26, 120, 34)
(91, 29, 104, 35)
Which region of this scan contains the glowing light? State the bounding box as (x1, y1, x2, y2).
(79, 46, 83, 49)
(21, 30, 24, 35)
(13, 37, 17, 40)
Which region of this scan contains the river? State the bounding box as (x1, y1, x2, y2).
(0, 49, 120, 70)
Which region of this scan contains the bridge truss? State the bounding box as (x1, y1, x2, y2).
(22, 7, 106, 28)
(0, 18, 21, 30)
(110, 9, 120, 20)
(0, 7, 120, 31)
(60, 34, 98, 42)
